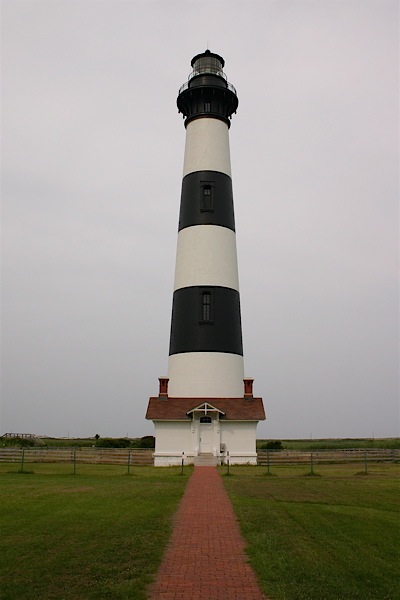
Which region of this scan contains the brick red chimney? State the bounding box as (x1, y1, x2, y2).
(243, 378, 254, 398)
(158, 377, 169, 397)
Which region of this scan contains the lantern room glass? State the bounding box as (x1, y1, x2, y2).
(192, 55, 224, 77)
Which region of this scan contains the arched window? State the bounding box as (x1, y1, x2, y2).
(200, 416, 212, 424)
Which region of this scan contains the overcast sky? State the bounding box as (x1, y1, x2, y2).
(1, 0, 398, 440)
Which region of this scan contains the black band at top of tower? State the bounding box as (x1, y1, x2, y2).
(177, 50, 238, 128)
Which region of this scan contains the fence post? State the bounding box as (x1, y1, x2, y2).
(181, 452, 184, 475)
(227, 451, 230, 475)
(20, 447, 25, 472)
(266, 450, 270, 475)
(364, 450, 368, 474)
(73, 449, 76, 475)
(310, 451, 314, 475)
(127, 449, 131, 475)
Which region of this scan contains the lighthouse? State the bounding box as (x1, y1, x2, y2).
(146, 51, 265, 466)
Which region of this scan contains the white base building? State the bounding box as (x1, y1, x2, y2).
(146, 380, 265, 466)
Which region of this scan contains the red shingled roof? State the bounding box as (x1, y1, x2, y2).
(146, 397, 265, 421)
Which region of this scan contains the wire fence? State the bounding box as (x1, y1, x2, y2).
(256, 448, 399, 475)
(0, 447, 154, 470)
(1, 447, 398, 472)
(257, 448, 399, 465)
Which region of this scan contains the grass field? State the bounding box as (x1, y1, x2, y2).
(0, 464, 189, 600)
(222, 464, 400, 600)
(1, 462, 399, 600)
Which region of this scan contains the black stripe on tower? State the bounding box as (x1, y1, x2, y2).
(179, 171, 235, 232)
(169, 286, 243, 356)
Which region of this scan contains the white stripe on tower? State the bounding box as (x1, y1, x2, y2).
(168, 353, 244, 398)
(173, 225, 239, 291)
(182, 118, 232, 178)
(168, 50, 244, 398)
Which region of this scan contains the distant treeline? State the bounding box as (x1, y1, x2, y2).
(2, 436, 399, 450)
(1, 436, 155, 449)
(95, 437, 155, 449)
(257, 438, 400, 450)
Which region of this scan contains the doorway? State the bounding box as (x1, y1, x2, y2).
(199, 416, 213, 453)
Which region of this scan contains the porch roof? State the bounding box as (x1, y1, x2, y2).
(145, 397, 265, 421)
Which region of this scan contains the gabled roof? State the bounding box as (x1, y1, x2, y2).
(146, 397, 266, 421)
(186, 402, 225, 416)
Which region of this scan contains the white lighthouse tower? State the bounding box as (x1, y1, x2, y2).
(146, 50, 265, 466)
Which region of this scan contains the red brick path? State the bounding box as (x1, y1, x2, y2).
(149, 466, 268, 600)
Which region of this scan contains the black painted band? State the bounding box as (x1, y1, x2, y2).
(169, 286, 243, 356)
(179, 171, 236, 232)
(177, 80, 238, 129)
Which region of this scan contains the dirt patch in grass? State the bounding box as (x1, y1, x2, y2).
(56, 486, 96, 493)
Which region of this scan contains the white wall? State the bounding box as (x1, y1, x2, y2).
(220, 421, 257, 463)
(154, 421, 191, 453)
(152, 418, 259, 465)
(153, 420, 195, 465)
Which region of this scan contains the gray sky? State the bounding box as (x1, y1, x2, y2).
(1, 0, 399, 440)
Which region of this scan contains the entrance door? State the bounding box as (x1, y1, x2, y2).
(199, 420, 213, 453)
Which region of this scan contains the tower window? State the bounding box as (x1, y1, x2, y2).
(204, 102, 211, 112)
(200, 291, 214, 324)
(200, 183, 214, 212)
(202, 292, 211, 321)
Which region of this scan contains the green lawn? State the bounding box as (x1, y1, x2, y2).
(2, 462, 399, 600)
(222, 464, 400, 600)
(0, 464, 189, 600)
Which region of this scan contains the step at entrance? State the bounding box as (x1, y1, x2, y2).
(194, 453, 220, 466)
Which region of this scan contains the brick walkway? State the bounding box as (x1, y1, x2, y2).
(149, 466, 268, 600)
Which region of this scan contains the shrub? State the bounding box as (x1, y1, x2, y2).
(95, 438, 131, 448)
(1, 437, 35, 448)
(130, 436, 155, 449)
(137, 436, 155, 449)
(94, 436, 155, 449)
(261, 440, 283, 450)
